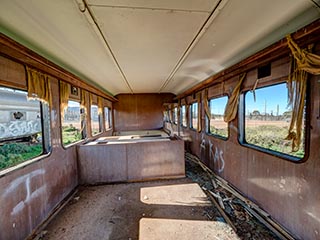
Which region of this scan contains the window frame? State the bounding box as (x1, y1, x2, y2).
(238, 81, 310, 162)
(173, 107, 178, 125)
(206, 95, 229, 140)
(189, 102, 198, 131)
(0, 86, 51, 174)
(90, 104, 102, 136)
(61, 99, 86, 148)
(104, 106, 112, 130)
(180, 105, 187, 128)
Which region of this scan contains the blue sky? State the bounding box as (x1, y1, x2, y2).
(245, 83, 290, 115)
(210, 96, 228, 114)
(209, 83, 291, 115)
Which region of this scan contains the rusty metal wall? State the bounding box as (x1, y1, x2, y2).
(0, 56, 113, 240)
(113, 93, 174, 132)
(176, 55, 320, 240)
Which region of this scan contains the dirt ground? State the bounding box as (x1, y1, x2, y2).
(37, 154, 279, 240)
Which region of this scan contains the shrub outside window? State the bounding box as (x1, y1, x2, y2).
(181, 105, 187, 127)
(104, 107, 111, 130)
(190, 102, 198, 130)
(208, 96, 228, 138)
(91, 105, 101, 135)
(242, 82, 305, 159)
(0, 87, 50, 170)
(62, 100, 83, 145)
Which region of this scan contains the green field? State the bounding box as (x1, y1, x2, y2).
(62, 125, 82, 145)
(0, 143, 43, 170)
(245, 125, 304, 158)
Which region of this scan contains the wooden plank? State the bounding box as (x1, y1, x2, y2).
(127, 139, 185, 181)
(204, 189, 237, 233)
(77, 144, 128, 184)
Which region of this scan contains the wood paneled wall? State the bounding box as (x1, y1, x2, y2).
(113, 93, 175, 132)
(168, 48, 320, 240)
(0, 45, 114, 239)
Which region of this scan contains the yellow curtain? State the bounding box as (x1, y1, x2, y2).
(285, 35, 320, 151)
(60, 81, 69, 120)
(26, 66, 51, 104)
(197, 92, 202, 133)
(224, 73, 246, 122)
(203, 89, 211, 120)
(287, 35, 320, 74)
(97, 96, 103, 115)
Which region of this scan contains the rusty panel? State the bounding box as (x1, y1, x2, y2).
(114, 93, 174, 131)
(77, 144, 127, 184)
(127, 139, 185, 181)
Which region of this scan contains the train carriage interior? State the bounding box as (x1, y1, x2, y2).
(0, 0, 320, 239)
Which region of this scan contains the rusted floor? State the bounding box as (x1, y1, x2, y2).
(41, 178, 240, 240)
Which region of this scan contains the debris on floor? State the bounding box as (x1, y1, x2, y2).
(185, 152, 289, 240)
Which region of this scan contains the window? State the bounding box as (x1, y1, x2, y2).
(163, 110, 170, 122)
(62, 100, 84, 145)
(0, 87, 50, 170)
(241, 82, 306, 159)
(208, 96, 228, 138)
(91, 104, 101, 135)
(181, 105, 187, 127)
(190, 102, 198, 130)
(104, 107, 111, 130)
(173, 107, 178, 125)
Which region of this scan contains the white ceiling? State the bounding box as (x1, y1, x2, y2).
(0, 0, 319, 95)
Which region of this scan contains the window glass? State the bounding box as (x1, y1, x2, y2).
(181, 105, 187, 127)
(91, 105, 101, 135)
(244, 83, 305, 158)
(208, 96, 228, 138)
(104, 107, 111, 130)
(163, 110, 169, 122)
(173, 107, 178, 125)
(62, 100, 83, 145)
(190, 102, 198, 129)
(0, 87, 46, 170)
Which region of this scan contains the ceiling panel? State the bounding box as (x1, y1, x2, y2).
(88, 0, 216, 12)
(91, 6, 212, 92)
(0, 0, 319, 96)
(0, 0, 128, 94)
(165, 0, 320, 94)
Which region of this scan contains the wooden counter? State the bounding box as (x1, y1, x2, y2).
(77, 131, 185, 184)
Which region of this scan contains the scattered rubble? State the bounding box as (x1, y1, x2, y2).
(185, 152, 285, 240)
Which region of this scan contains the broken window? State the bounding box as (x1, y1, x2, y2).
(91, 104, 101, 135)
(104, 107, 111, 130)
(181, 105, 187, 127)
(173, 107, 178, 125)
(0, 86, 50, 170)
(241, 82, 306, 159)
(208, 96, 228, 139)
(190, 102, 198, 130)
(62, 100, 84, 146)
